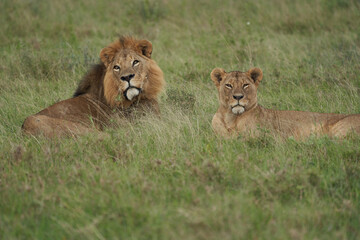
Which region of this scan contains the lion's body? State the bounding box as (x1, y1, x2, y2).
(211, 68, 360, 139)
(22, 37, 164, 138)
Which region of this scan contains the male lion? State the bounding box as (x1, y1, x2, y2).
(22, 37, 165, 138)
(211, 67, 360, 139)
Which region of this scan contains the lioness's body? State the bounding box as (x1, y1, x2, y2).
(211, 68, 360, 139)
(22, 37, 164, 138)
(213, 104, 360, 139)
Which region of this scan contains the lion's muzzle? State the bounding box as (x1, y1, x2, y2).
(124, 87, 141, 101)
(120, 76, 142, 101)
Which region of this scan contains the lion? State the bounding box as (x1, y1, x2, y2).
(22, 36, 165, 138)
(211, 67, 360, 139)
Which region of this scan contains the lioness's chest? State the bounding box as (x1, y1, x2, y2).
(224, 114, 259, 134)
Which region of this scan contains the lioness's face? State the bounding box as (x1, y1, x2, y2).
(220, 72, 257, 115)
(110, 49, 149, 101)
(211, 68, 263, 115)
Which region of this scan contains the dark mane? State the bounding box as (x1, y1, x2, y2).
(73, 63, 106, 98)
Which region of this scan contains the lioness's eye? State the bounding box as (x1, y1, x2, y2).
(243, 84, 249, 89)
(113, 65, 120, 71)
(225, 84, 232, 89)
(133, 60, 140, 66)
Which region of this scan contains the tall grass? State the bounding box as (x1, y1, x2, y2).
(1, 0, 360, 239)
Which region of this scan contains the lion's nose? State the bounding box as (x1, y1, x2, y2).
(120, 74, 135, 82)
(233, 94, 243, 100)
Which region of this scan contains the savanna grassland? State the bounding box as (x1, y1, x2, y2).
(1, 0, 360, 239)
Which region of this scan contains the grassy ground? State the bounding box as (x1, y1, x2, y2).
(1, 0, 360, 239)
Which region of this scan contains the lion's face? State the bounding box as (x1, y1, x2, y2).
(110, 49, 149, 101)
(100, 37, 164, 108)
(211, 68, 263, 115)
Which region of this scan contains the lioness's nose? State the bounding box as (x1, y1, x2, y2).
(233, 94, 243, 100)
(120, 74, 135, 82)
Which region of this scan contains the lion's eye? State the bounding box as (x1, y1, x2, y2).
(225, 84, 232, 89)
(133, 60, 140, 66)
(243, 84, 249, 89)
(113, 65, 120, 71)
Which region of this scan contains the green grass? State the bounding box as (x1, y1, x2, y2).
(1, 0, 360, 239)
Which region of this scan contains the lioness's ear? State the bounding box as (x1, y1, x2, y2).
(136, 40, 153, 58)
(100, 47, 116, 67)
(247, 68, 263, 87)
(211, 68, 226, 88)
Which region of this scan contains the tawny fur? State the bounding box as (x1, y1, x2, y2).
(211, 67, 360, 139)
(22, 36, 165, 138)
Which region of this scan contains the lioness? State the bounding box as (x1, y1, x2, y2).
(211, 67, 360, 139)
(22, 37, 165, 138)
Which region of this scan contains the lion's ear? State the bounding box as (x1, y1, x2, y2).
(248, 68, 263, 87)
(100, 47, 117, 67)
(211, 68, 226, 88)
(136, 40, 153, 58)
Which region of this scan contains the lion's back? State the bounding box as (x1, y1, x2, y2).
(73, 63, 106, 98)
